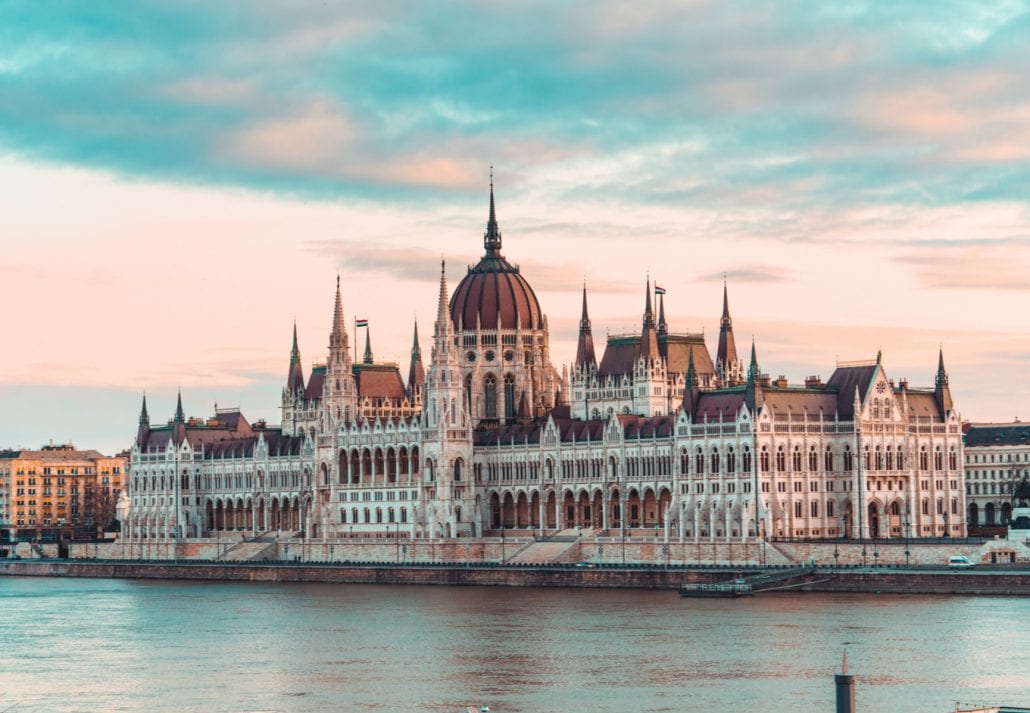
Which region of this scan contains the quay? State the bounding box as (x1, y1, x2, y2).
(2, 558, 1029, 595)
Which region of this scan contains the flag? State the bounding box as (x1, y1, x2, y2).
(654, 285, 666, 295)
(355, 318, 368, 327)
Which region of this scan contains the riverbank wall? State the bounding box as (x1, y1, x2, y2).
(2, 559, 1029, 594)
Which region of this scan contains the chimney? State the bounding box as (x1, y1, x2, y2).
(759, 374, 772, 387)
(805, 375, 823, 388)
(835, 650, 856, 713)
(774, 375, 788, 388)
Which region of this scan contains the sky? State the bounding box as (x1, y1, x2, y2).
(2, 1, 1029, 455)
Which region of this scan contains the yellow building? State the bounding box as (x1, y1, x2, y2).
(0, 444, 126, 538)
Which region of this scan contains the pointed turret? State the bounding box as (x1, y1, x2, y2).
(328, 275, 350, 365)
(516, 390, 530, 423)
(407, 320, 425, 398)
(681, 347, 701, 418)
(483, 168, 502, 258)
(575, 283, 597, 370)
(363, 327, 374, 365)
(716, 279, 739, 384)
(174, 391, 185, 423)
(745, 338, 764, 412)
(433, 260, 457, 361)
(934, 347, 953, 414)
(286, 321, 306, 394)
(657, 291, 668, 337)
(136, 393, 150, 446)
(640, 277, 659, 362)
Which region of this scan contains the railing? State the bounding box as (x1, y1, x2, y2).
(770, 536, 986, 545)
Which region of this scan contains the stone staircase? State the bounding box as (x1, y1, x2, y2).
(507, 536, 581, 564)
(217, 539, 279, 562)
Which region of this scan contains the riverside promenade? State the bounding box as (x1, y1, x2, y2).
(3, 558, 1029, 595)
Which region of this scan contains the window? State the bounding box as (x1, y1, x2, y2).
(794, 501, 803, 518)
(776, 447, 786, 472)
(843, 446, 853, 471)
(808, 448, 818, 472)
(827, 500, 835, 517)
(484, 375, 497, 418)
(810, 501, 819, 517)
(792, 448, 802, 472)
(503, 375, 516, 419)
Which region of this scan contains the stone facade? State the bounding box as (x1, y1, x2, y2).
(124, 186, 967, 549)
(962, 421, 1030, 526)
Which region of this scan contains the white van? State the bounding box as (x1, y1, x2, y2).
(948, 555, 975, 569)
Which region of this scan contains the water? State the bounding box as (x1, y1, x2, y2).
(0, 577, 1027, 713)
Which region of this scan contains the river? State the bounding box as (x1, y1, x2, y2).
(0, 577, 1026, 712)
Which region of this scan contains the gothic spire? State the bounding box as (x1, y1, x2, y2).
(174, 390, 185, 423)
(745, 338, 764, 411)
(682, 347, 701, 417)
(934, 346, 953, 414)
(657, 291, 668, 337)
(363, 326, 374, 365)
(483, 167, 502, 257)
(287, 321, 306, 394)
(328, 275, 350, 369)
(139, 393, 149, 427)
(407, 319, 425, 397)
(640, 276, 659, 361)
(717, 278, 739, 384)
(575, 283, 597, 370)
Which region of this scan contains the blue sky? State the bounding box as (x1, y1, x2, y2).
(1, 1, 1029, 453)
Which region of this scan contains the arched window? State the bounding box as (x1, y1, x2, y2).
(827, 499, 835, 517)
(921, 499, 929, 516)
(776, 447, 786, 472)
(934, 447, 943, 471)
(695, 449, 704, 475)
(759, 447, 769, 473)
(711, 449, 720, 474)
(886, 448, 894, 471)
(503, 375, 516, 419)
(792, 447, 802, 472)
(341, 509, 347, 523)
(843, 445, 853, 471)
(875, 446, 883, 471)
(825, 447, 833, 472)
(810, 500, 819, 517)
(743, 447, 752, 473)
(949, 447, 957, 470)
(919, 447, 928, 471)
(484, 375, 497, 418)
(794, 501, 802, 518)
(808, 447, 818, 472)
(727, 448, 736, 474)
(680, 449, 689, 475)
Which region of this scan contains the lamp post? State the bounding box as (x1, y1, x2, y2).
(873, 543, 879, 568)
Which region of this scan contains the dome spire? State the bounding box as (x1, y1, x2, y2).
(484, 166, 502, 257)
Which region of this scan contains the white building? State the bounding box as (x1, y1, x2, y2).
(125, 185, 967, 544)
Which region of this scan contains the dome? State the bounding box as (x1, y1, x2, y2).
(449, 186, 544, 331)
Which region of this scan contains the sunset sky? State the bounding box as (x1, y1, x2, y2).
(2, 1, 1029, 454)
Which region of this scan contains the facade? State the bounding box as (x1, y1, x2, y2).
(0, 444, 126, 537)
(962, 422, 1030, 526)
(125, 186, 967, 544)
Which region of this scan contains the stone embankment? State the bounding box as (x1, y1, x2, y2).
(2, 559, 1028, 595)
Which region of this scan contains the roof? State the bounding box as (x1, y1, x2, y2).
(964, 423, 1030, 447)
(598, 333, 715, 378)
(825, 363, 879, 418)
(0, 448, 110, 461)
(305, 365, 326, 401)
(617, 414, 677, 438)
(450, 255, 543, 331)
(690, 390, 747, 422)
(354, 363, 408, 401)
(905, 390, 945, 422)
(762, 389, 840, 418)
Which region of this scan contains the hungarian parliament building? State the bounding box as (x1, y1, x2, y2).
(126, 187, 967, 543)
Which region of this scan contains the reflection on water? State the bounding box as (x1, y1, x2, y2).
(0, 577, 1027, 713)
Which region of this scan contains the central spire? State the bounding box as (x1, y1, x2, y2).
(483, 167, 502, 257)
(575, 283, 596, 370)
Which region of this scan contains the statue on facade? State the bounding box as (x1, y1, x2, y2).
(1011, 475, 1030, 507)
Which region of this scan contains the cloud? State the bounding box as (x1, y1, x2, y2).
(895, 244, 1030, 290)
(696, 266, 792, 283)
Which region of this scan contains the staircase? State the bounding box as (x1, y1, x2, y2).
(217, 540, 279, 562)
(507, 537, 581, 564)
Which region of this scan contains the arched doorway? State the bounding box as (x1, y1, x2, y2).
(868, 502, 880, 538)
(968, 502, 979, 527)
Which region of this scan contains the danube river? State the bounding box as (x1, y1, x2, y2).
(0, 577, 1026, 712)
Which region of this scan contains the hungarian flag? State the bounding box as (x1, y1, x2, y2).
(355, 318, 368, 327)
(654, 285, 666, 295)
